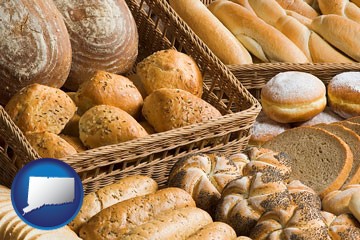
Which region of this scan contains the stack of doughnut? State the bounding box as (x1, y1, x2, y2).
(250, 71, 360, 146)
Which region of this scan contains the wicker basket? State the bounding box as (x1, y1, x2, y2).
(0, 0, 261, 192)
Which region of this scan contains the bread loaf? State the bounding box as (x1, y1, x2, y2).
(275, 0, 319, 18)
(79, 187, 196, 240)
(208, 0, 309, 63)
(0, 0, 71, 105)
(318, 0, 360, 23)
(186, 222, 237, 240)
(310, 15, 360, 62)
(5, 84, 77, 134)
(53, 0, 138, 90)
(169, 0, 253, 64)
(75, 70, 143, 116)
(69, 175, 158, 233)
(142, 88, 222, 132)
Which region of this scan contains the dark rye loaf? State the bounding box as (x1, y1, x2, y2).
(263, 127, 353, 198)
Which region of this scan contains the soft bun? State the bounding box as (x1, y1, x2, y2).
(136, 50, 203, 97)
(261, 71, 326, 123)
(328, 72, 360, 118)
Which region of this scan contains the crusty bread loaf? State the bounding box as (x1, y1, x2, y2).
(168, 154, 241, 213)
(75, 70, 143, 116)
(209, 0, 309, 63)
(0, 0, 71, 105)
(69, 175, 157, 233)
(275, 0, 319, 18)
(121, 207, 213, 240)
(142, 88, 222, 132)
(5, 84, 77, 134)
(318, 0, 360, 23)
(186, 222, 237, 240)
(334, 121, 360, 136)
(264, 127, 353, 198)
(136, 50, 203, 97)
(169, 0, 252, 64)
(79, 105, 148, 149)
(348, 116, 360, 124)
(53, 0, 138, 90)
(310, 15, 360, 62)
(79, 188, 196, 240)
(315, 124, 360, 185)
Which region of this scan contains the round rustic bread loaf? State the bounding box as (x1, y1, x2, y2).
(0, 0, 71, 105)
(53, 0, 138, 90)
(79, 105, 148, 149)
(5, 84, 77, 134)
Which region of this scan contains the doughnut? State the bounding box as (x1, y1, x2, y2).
(296, 107, 343, 127)
(249, 111, 291, 146)
(261, 71, 327, 123)
(328, 72, 360, 118)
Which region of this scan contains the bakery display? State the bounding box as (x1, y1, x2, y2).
(136, 49, 203, 97)
(0, 0, 71, 105)
(79, 105, 148, 149)
(75, 70, 143, 116)
(261, 71, 327, 123)
(328, 72, 360, 118)
(53, 0, 138, 90)
(142, 88, 222, 132)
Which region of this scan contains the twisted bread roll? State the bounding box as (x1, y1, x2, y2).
(215, 173, 292, 236)
(168, 154, 241, 213)
(318, 0, 360, 23)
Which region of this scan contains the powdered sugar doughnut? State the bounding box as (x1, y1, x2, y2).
(328, 72, 360, 118)
(297, 107, 343, 127)
(249, 111, 291, 146)
(261, 71, 326, 123)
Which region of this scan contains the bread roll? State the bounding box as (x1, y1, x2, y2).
(275, 0, 319, 18)
(349, 191, 360, 223)
(139, 121, 156, 134)
(209, 0, 309, 63)
(136, 49, 203, 97)
(25, 132, 77, 161)
(248, 0, 287, 26)
(59, 135, 86, 153)
(168, 154, 242, 213)
(75, 71, 143, 116)
(310, 15, 360, 62)
(127, 74, 147, 99)
(0, 0, 71, 105)
(230, 0, 257, 15)
(287, 180, 321, 209)
(69, 175, 157, 233)
(142, 88, 222, 132)
(61, 113, 81, 137)
(352, 0, 360, 7)
(79, 105, 148, 149)
(121, 207, 213, 240)
(169, 0, 252, 64)
(53, 0, 138, 90)
(318, 0, 360, 23)
(79, 188, 196, 240)
(5, 84, 77, 134)
(323, 212, 360, 239)
(186, 222, 237, 240)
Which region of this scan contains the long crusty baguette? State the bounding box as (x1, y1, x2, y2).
(318, 0, 360, 23)
(275, 0, 319, 18)
(169, 0, 252, 64)
(208, 0, 309, 63)
(69, 175, 158, 233)
(187, 222, 237, 240)
(79, 187, 196, 240)
(276, 15, 354, 62)
(121, 207, 213, 240)
(310, 14, 360, 62)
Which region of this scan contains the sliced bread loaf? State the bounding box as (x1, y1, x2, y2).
(314, 124, 360, 185)
(347, 116, 360, 124)
(263, 127, 353, 198)
(334, 121, 360, 136)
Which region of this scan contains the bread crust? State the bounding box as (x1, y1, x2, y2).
(318, 0, 360, 23)
(187, 222, 237, 240)
(276, 0, 319, 18)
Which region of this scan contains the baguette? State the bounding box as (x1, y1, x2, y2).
(275, 0, 319, 19)
(310, 15, 360, 62)
(248, 0, 287, 26)
(318, 0, 360, 23)
(121, 207, 213, 240)
(79, 187, 196, 240)
(69, 175, 158, 233)
(169, 0, 252, 64)
(209, 0, 309, 63)
(187, 222, 237, 240)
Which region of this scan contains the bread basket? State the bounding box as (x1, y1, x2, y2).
(0, 0, 261, 192)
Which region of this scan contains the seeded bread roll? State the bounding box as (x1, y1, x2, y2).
(79, 188, 196, 240)
(287, 180, 321, 209)
(24, 132, 77, 161)
(136, 49, 203, 97)
(5, 84, 77, 134)
(186, 222, 237, 240)
(79, 105, 148, 149)
(75, 71, 143, 116)
(142, 88, 222, 132)
(69, 175, 158, 233)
